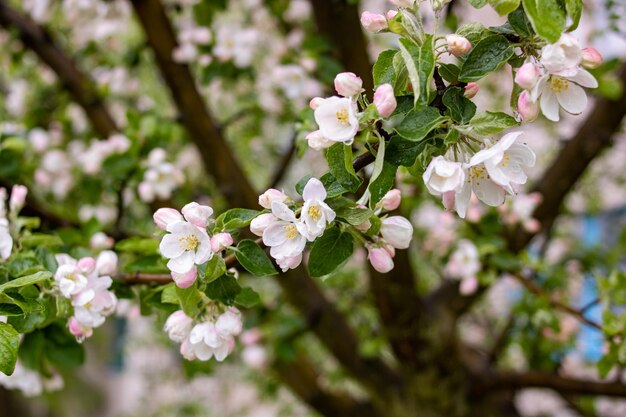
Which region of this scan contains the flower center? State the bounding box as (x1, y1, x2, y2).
(500, 152, 510, 167)
(550, 77, 569, 93)
(308, 205, 322, 220)
(179, 235, 199, 251)
(335, 108, 349, 125)
(283, 224, 298, 240)
(469, 166, 489, 185)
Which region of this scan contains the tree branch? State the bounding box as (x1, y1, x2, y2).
(129, 0, 258, 209)
(274, 355, 382, 417)
(0, 2, 117, 138)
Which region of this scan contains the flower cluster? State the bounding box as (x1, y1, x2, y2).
(444, 239, 480, 296)
(0, 185, 27, 261)
(423, 132, 536, 218)
(154, 203, 233, 288)
(138, 148, 185, 203)
(306, 72, 397, 150)
(164, 307, 243, 362)
(54, 251, 118, 341)
(515, 34, 602, 122)
(251, 178, 335, 271)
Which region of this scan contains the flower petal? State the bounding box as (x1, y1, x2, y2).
(540, 89, 560, 122)
(569, 69, 598, 88)
(302, 177, 326, 202)
(159, 234, 185, 259)
(167, 251, 195, 274)
(556, 83, 587, 115)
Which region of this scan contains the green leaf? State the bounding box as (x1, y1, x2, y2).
(295, 175, 313, 195)
(308, 227, 354, 278)
(508, 6, 534, 37)
(204, 275, 241, 305)
(336, 206, 375, 226)
(373, 49, 398, 87)
(392, 52, 409, 95)
(467, 0, 488, 7)
(459, 35, 514, 82)
(469, 111, 519, 135)
(488, 0, 520, 15)
(235, 240, 278, 276)
(320, 173, 349, 198)
(176, 284, 203, 317)
(385, 135, 429, 166)
(565, 0, 582, 30)
(442, 87, 477, 124)
(124, 255, 168, 273)
(161, 283, 178, 304)
(369, 162, 398, 207)
(199, 256, 227, 283)
(234, 287, 261, 308)
(115, 237, 159, 255)
(438, 63, 460, 83)
(398, 36, 435, 109)
(216, 208, 260, 230)
(325, 144, 362, 193)
(395, 107, 448, 141)
(20, 234, 63, 249)
(0, 271, 52, 293)
(521, 0, 566, 43)
(0, 323, 19, 376)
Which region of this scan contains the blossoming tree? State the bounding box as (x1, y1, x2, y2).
(0, 0, 626, 416)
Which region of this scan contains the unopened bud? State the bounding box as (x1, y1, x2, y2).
(515, 63, 541, 90)
(464, 82, 479, 99)
(581, 48, 603, 69)
(360, 11, 388, 33)
(517, 90, 539, 122)
(373, 83, 397, 117)
(334, 72, 363, 97)
(446, 34, 471, 57)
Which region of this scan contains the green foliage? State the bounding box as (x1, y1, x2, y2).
(368, 162, 398, 207)
(459, 35, 514, 82)
(395, 107, 448, 141)
(325, 144, 362, 193)
(205, 275, 242, 306)
(508, 6, 535, 37)
(521, 0, 566, 42)
(235, 240, 278, 276)
(398, 36, 435, 109)
(335, 206, 374, 226)
(216, 209, 260, 230)
(468, 111, 519, 136)
(442, 87, 477, 124)
(199, 256, 227, 283)
(176, 284, 204, 317)
(373, 49, 398, 87)
(0, 271, 51, 293)
(0, 322, 19, 375)
(488, 0, 520, 15)
(308, 227, 354, 278)
(115, 237, 160, 255)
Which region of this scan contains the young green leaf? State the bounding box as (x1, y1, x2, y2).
(0, 322, 19, 376)
(459, 35, 514, 82)
(369, 162, 398, 207)
(308, 227, 354, 278)
(565, 0, 582, 30)
(235, 240, 278, 276)
(216, 208, 260, 230)
(442, 87, 477, 124)
(0, 271, 52, 293)
(199, 256, 227, 283)
(487, 0, 520, 15)
(204, 275, 241, 305)
(395, 107, 448, 141)
(521, 0, 566, 43)
(469, 111, 519, 135)
(508, 6, 534, 37)
(398, 36, 435, 109)
(326, 144, 362, 193)
(336, 206, 375, 226)
(234, 287, 261, 308)
(176, 284, 204, 317)
(373, 49, 398, 87)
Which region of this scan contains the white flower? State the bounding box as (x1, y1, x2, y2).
(95, 250, 117, 276)
(72, 276, 117, 329)
(262, 202, 307, 260)
(448, 166, 505, 219)
(300, 178, 335, 240)
(530, 69, 598, 122)
(164, 310, 193, 343)
(540, 34, 582, 76)
(181, 202, 213, 228)
(258, 188, 287, 210)
(215, 308, 243, 338)
(276, 253, 302, 272)
(0, 219, 12, 261)
(306, 130, 334, 151)
(54, 264, 88, 298)
(423, 156, 466, 196)
(159, 221, 213, 274)
(250, 213, 277, 237)
(314, 97, 359, 144)
(334, 72, 362, 97)
(380, 216, 413, 249)
(469, 132, 535, 193)
(183, 322, 232, 362)
(445, 240, 480, 295)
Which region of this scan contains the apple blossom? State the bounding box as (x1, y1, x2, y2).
(360, 11, 387, 33)
(380, 216, 414, 249)
(153, 208, 184, 230)
(306, 130, 334, 151)
(184, 322, 231, 361)
(309, 97, 325, 109)
(215, 308, 243, 337)
(300, 178, 336, 240)
(262, 201, 307, 260)
(581, 48, 603, 69)
(159, 220, 213, 274)
(540, 34, 582, 76)
(517, 90, 539, 122)
(464, 82, 479, 98)
(210, 232, 234, 252)
(515, 62, 541, 90)
(367, 245, 395, 273)
(258, 188, 288, 210)
(90, 232, 114, 250)
(250, 213, 277, 237)
(386, 10, 398, 20)
(423, 156, 466, 196)
(446, 34, 471, 57)
(445, 239, 480, 295)
(530, 69, 598, 122)
(313, 96, 359, 144)
(379, 189, 402, 211)
(276, 253, 303, 272)
(181, 202, 214, 228)
(68, 317, 93, 339)
(9, 184, 27, 212)
(373, 83, 397, 117)
(242, 345, 268, 369)
(96, 250, 118, 276)
(54, 264, 89, 298)
(0, 220, 12, 261)
(171, 267, 198, 288)
(164, 310, 194, 343)
(334, 72, 363, 97)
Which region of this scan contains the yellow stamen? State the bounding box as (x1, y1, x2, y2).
(179, 235, 199, 251)
(283, 224, 298, 240)
(308, 205, 322, 220)
(550, 77, 569, 93)
(335, 108, 349, 125)
(500, 152, 510, 167)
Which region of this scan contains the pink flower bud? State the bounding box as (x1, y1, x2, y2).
(360, 11, 388, 33)
(515, 63, 541, 90)
(181, 202, 214, 228)
(68, 317, 93, 339)
(210, 232, 234, 252)
(171, 266, 197, 289)
(334, 72, 363, 97)
(90, 232, 114, 250)
(250, 213, 277, 236)
(368, 246, 395, 273)
(386, 10, 398, 20)
(373, 83, 397, 117)
(216, 309, 243, 337)
(517, 90, 539, 122)
(96, 250, 118, 276)
(241, 328, 263, 345)
(464, 82, 479, 98)
(459, 276, 479, 295)
(258, 189, 288, 209)
(77, 257, 96, 275)
(276, 253, 302, 272)
(153, 208, 183, 230)
(309, 97, 325, 110)
(164, 310, 193, 342)
(306, 130, 334, 151)
(380, 216, 413, 249)
(9, 185, 27, 212)
(379, 189, 401, 211)
(356, 219, 371, 232)
(446, 34, 471, 57)
(581, 48, 603, 69)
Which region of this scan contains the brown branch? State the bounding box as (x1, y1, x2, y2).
(129, 0, 258, 209)
(274, 355, 382, 417)
(477, 371, 626, 398)
(0, 2, 117, 138)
